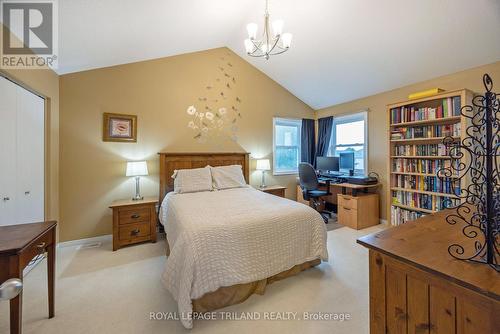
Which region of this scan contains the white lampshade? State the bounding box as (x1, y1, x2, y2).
(272, 20, 284, 36)
(244, 39, 254, 53)
(126, 161, 148, 177)
(282, 33, 293, 48)
(246, 23, 258, 39)
(256, 159, 271, 171)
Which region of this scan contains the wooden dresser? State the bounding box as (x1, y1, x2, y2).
(109, 197, 158, 251)
(357, 210, 499, 334)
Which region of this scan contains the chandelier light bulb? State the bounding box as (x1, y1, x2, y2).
(272, 20, 284, 37)
(282, 33, 293, 48)
(246, 23, 258, 39)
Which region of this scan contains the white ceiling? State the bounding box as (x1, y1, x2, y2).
(57, 0, 500, 109)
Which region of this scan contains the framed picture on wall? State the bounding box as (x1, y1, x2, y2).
(103, 113, 137, 142)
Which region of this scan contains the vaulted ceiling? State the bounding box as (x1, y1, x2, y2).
(58, 0, 500, 109)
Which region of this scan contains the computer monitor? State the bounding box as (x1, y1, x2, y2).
(316, 156, 339, 173)
(339, 151, 355, 175)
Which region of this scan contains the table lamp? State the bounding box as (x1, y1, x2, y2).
(126, 161, 148, 200)
(256, 159, 271, 188)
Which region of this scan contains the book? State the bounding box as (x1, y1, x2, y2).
(391, 124, 460, 139)
(408, 88, 444, 100)
(390, 91, 466, 226)
(452, 96, 461, 116)
(391, 206, 425, 225)
(390, 95, 461, 125)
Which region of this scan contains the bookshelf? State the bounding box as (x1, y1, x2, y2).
(387, 89, 473, 226)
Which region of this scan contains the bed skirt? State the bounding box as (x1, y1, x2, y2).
(192, 258, 322, 313)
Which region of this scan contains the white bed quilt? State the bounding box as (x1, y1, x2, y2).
(160, 187, 328, 328)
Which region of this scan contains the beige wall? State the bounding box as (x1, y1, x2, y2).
(59, 47, 314, 241)
(316, 61, 500, 220)
(0, 24, 60, 226)
(53, 40, 500, 240)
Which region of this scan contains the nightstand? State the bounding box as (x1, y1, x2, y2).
(109, 197, 158, 251)
(258, 185, 286, 198)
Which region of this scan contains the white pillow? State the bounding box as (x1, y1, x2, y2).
(210, 165, 247, 190)
(172, 167, 213, 194)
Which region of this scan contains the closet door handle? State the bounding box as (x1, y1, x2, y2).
(25, 191, 30, 195)
(3, 197, 10, 201)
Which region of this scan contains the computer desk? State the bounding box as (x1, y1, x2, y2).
(316, 179, 381, 229)
(330, 182, 381, 196)
(317, 176, 381, 196)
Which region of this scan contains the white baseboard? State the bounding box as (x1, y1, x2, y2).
(57, 234, 112, 249)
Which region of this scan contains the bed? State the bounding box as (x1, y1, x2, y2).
(158, 152, 328, 328)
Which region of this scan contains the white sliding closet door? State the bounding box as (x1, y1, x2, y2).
(0, 76, 45, 226)
(0, 76, 18, 226)
(16, 85, 45, 224)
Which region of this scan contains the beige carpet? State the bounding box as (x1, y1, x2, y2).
(0, 224, 385, 334)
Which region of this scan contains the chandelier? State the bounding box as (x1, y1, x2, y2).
(244, 0, 293, 60)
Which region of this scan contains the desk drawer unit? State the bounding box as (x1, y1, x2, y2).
(337, 193, 379, 230)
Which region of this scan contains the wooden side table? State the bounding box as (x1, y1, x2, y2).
(109, 197, 158, 251)
(258, 185, 287, 198)
(0, 221, 57, 334)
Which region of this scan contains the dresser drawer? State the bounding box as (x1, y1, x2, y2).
(338, 194, 358, 209)
(119, 222, 151, 241)
(265, 188, 285, 197)
(19, 229, 54, 269)
(118, 207, 151, 225)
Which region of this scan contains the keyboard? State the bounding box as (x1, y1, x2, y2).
(319, 172, 345, 178)
(318, 175, 346, 183)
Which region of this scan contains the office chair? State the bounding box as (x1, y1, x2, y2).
(298, 163, 331, 223)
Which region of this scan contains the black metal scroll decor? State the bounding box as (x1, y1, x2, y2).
(437, 74, 499, 271)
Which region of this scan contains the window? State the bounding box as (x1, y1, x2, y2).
(327, 111, 368, 175)
(273, 118, 301, 175)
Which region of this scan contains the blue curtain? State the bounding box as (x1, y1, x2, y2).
(316, 116, 333, 163)
(301, 118, 316, 164)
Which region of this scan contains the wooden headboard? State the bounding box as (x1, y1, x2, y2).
(158, 152, 250, 202)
